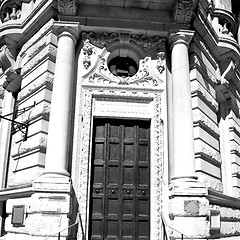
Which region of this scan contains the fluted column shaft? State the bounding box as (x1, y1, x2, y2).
(44, 29, 77, 176)
(170, 31, 197, 180)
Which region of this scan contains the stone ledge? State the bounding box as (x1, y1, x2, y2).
(207, 188, 240, 209)
(0, 184, 33, 201)
(33, 174, 71, 193)
(170, 179, 207, 197)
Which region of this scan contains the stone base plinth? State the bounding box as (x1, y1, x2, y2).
(29, 174, 72, 238)
(33, 173, 71, 193)
(168, 179, 210, 239)
(170, 178, 207, 197)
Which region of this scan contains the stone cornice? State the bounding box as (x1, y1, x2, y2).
(0, 184, 33, 200)
(207, 188, 240, 209)
(0, 0, 56, 46)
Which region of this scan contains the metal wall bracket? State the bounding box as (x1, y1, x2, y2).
(0, 115, 28, 141)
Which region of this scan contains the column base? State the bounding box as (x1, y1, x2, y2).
(168, 179, 210, 239)
(28, 173, 73, 238)
(33, 172, 71, 193)
(170, 178, 207, 197)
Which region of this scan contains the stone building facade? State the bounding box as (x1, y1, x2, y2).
(0, 0, 240, 239)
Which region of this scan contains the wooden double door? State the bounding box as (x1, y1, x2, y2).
(89, 119, 150, 240)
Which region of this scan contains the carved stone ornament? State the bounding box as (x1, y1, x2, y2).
(218, 60, 236, 86)
(156, 52, 165, 74)
(82, 39, 94, 70)
(74, 89, 164, 240)
(80, 41, 165, 88)
(81, 32, 166, 56)
(173, 0, 193, 23)
(0, 44, 22, 93)
(87, 57, 164, 87)
(57, 0, 76, 15)
(73, 33, 166, 238)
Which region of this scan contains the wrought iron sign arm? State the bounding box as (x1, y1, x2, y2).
(0, 115, 28, 141)
(0, 102, 36, 141)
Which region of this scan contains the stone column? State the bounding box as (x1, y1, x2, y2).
(219, 102, 233, 196)
(169, 30, 197, 181)
(0, 92, 15, 236)
(44, 28, 77, 176)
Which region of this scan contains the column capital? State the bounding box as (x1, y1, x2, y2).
(53, 21, 80, 44)
(169, 30, 194, 49)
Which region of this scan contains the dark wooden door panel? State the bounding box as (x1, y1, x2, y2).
(89, 119, 150, 240)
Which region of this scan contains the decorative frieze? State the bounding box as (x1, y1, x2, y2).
(130, 34, 166, 53)
(81, 32, 166, 56)
(81, 32, 119, 49)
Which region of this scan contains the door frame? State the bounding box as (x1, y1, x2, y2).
(72, 86, 165, 240)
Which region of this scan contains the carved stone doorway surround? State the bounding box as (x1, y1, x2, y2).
(72, 33, 166, 240)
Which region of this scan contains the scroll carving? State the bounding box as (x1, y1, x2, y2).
(87, 57, 164, 87)
(80, 38, 165, 88)
(57, 0, 76, 15)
